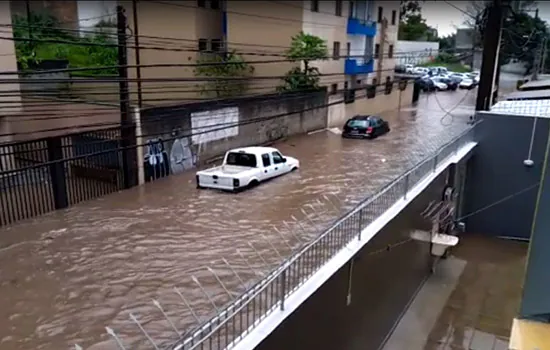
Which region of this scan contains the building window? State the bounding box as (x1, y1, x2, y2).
(211, 39, 223, 52)
(391, 10, 397, 25)
(335, 0, 342, 16)
(378, 6, 383, 23)
(198, 38, 208, 51)
(349, 1, 354, 17)
(311, 0, 319, 12)
(346, 42, 351, 58)
(331, 83, 338, 94)
(375, 43, 380, 58)
(333, 41, 341, 60)
(372, 78, 377, 86)
(344, 81, 349, 90)
(211, 0, 220, 9)
(356, 79, 362, 86)
(388, 44, 394, 58)
(197, 0, 206, 8)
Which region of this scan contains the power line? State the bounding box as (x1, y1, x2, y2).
(0, 80, 400, 139)
(0, 83, 398, 161)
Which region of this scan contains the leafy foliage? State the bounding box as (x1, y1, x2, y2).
(439, 34, 456, 52)
(12, 11, 117, 74)
(465, 1, 548, 74)
(278, 32, 328, 92)
(400, 0, 423, 20)
(194, 50, 254, 98)
(398, 14, 438, 41)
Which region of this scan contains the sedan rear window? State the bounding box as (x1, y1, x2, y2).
(226, 152, 257, 167)
(346, 119, 370, 128)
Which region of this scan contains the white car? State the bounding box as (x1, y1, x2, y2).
(431, 77, 448, 91)
(412, 67, 430, 76)
(405, 64, 414, 73)
(459, 78, 476, 89)
(196, 147, 299, 192)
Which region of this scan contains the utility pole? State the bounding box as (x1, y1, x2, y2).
(376, 18, 387, 84)
(475, 0, 505, 111)
(532, 9, 541, 81)
(132, 0, 143, 110)
(117, 5, 137, 189)
(541, 37, 547, 75)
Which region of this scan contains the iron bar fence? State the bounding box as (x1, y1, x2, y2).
(159, 124, 478, 350)
(0, 127, 125, 226)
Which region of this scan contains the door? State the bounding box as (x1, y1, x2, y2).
(259, 153, 276, 180)
(271, 151, 286, 176)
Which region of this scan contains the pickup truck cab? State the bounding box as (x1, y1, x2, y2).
(196, 147, 300, 192)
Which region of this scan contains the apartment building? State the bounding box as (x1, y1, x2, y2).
(373, 1, 400, 86)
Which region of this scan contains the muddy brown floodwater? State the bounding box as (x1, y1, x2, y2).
(0, 91, 475, 350)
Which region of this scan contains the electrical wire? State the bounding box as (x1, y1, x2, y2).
(0, 83, 400, 169)
(456, 183, 540, 221)
(0, 80, 404, 140)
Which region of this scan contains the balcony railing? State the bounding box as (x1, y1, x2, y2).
(345, 58, 374, 75)
(167, 125, 478, 350)
(347, 17, 377, 36)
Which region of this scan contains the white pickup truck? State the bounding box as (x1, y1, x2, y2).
(196, 146, 300, 192)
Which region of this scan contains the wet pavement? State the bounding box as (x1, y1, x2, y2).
(385, 234, 527, 350)
(0, 90, 475, 350)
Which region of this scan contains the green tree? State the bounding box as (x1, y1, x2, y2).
(12, 11, 117, 73)
(466, 1, 547, 74)
(400, 0, 423, 20)
(278, 31, 328, 92)
(194, 50, 254, 98)
(398, 14, 438, 41)
(439, 34, 456, 52)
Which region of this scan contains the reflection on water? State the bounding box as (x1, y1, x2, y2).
(0, 91, 475, 349)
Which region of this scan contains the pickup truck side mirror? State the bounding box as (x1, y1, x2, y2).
(282, 158, 287, 163)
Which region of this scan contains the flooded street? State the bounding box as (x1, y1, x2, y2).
(0, 90, 475, 350)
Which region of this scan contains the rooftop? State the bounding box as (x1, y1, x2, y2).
(488, 99, 550, 118)
(505, 89, 550, 101)
(519, 79, 550, 91)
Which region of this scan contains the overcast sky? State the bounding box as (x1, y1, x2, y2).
(422, 1, 550, 37)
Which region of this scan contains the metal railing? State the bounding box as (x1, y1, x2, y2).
(168, 124, 478, 350)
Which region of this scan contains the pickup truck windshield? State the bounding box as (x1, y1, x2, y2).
(226, 152, 257, 167)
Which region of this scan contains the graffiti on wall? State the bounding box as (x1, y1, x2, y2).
(144, 138, 170, 181)
(169, 137, 196, 175)
(191, 107, 239, 144)
(396, 50, 435, 66)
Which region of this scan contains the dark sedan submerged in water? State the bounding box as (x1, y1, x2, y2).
(342, 115, 390, 139)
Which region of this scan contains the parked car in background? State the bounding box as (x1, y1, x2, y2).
(405, 64, 414, 73)
(196, 147, 299, 192)
(412, 67, 430, 76)
(437, 77, 458, 91)
(342, 115, 391, 139)
(459, 78, 476, 89)
(430, 77, 449, 91)
(416, 77, 436, 92)
(449, 73, 465, 83)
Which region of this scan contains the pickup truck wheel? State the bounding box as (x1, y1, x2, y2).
(248, 180, 260, 188)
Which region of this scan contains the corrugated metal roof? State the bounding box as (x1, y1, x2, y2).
(490, 99, 550, 118)
(519, 79, 550, 90)
(506, 90, 550, 100)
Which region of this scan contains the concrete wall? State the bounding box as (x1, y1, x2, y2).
(0, 1, 22, 172)
(464, 112, 549, 239)
(257, 170, 449, 350)
(303, 0, 347, 89)
(395, 40, 440, 66)
(139, 90, 328, 177)
(226, 1, 302, 94)
(373, 1, 400, 84)
(327, 82, 413, 127)
(120, 0, 224, 103)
